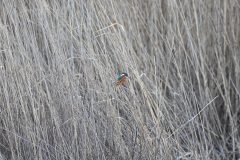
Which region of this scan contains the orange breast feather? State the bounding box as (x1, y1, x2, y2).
(116, 76, 127, 86)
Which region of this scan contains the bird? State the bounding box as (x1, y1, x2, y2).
(116, 72, 128, 87)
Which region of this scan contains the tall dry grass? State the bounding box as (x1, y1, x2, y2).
(0, 0, 240, 159)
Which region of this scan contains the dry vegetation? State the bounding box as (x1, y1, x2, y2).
(0, 0, 240, 159)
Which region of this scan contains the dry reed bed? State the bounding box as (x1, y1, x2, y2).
(0, 0, 240, 159)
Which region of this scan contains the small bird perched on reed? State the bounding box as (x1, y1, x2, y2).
(116, 72, 128, 87)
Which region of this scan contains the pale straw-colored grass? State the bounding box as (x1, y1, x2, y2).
(0, 0, 240, 159)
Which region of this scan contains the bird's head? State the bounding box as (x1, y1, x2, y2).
(118, 72, 128, 80)
(121, 72, 128, 77)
